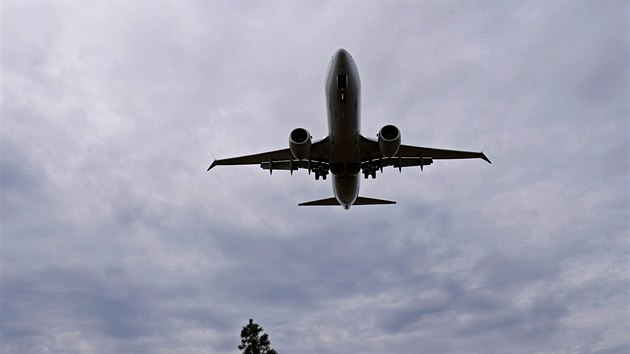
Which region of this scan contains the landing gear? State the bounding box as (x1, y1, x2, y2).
(314, 171, 328, 181)
(363, 170, 377, 179)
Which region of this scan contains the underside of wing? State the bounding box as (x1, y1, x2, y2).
(398, 144, 491, 163)
(207, 148, 293, 170)
(359, 135, 490, 164)
(358, 135, 489, 179)
(207, 137, 330, 172)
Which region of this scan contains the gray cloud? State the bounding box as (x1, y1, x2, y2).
(2, 2, 628, 354)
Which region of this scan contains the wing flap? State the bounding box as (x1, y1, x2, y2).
(261, 160, 329, 171)
(381, 156, 434, 168)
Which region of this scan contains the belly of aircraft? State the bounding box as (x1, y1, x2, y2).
(329, 136, 360, 176)
(333, 175, 359, 207)
(328, 107, 361, 176)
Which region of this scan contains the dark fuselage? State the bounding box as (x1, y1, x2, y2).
(325, 49, 362, 209)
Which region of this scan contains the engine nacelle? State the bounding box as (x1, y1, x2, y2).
(289, 128, 312, 160)
(378, 125, 401, 157)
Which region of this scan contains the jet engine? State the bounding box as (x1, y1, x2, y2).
(378, 124, 401, 157)
(289, 128, 312, 159)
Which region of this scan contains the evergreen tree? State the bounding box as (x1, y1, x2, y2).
(238, 319, 278, 354)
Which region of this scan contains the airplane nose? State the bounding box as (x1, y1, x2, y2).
(334, 48, 351, 68)
(335, 48, 349, 57)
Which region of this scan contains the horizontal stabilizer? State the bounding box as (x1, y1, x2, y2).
(298, 196, 396, 206)
(298, 197, 339, 206)
(354, 196, 396, 205)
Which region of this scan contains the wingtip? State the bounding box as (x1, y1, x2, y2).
(207, 152, 217, 171)
(481, 152, 491, 164)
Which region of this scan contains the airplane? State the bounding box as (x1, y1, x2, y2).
(207, 49, 490, 209)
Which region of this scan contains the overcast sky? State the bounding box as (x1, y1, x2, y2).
(2, 2, 628, 353)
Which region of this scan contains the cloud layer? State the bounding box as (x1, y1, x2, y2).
(2, 2, 628, 353)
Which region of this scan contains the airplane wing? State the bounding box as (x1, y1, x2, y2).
(398, 144, 491, 163)
(359, 135, 490, 174)
(207, 148, 291, 170)
(207, 137, 330, 171)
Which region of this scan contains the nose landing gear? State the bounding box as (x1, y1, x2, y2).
(362, 170, 377, 179)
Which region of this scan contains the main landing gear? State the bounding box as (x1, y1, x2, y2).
(315, 172, 328, 181)
(363, 170, 377, 179)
